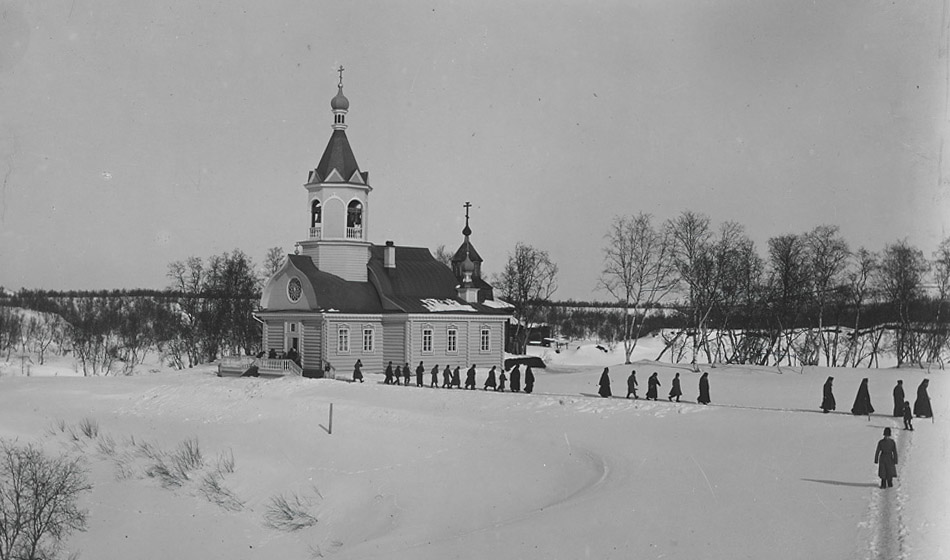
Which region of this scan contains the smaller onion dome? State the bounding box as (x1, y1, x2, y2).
(331, 86, 349, 110)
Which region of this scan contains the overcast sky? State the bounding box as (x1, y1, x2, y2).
(1, 0, 948, 300)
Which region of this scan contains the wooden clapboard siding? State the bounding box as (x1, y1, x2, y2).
(303, 243, 370, 282)
(301, 319, 323, 370)
(264, 320, 284, 354)
(382, 315, 406, 366)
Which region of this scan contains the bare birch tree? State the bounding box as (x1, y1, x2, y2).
(496, 242, 558, 354)
(599, 213, 678, 364)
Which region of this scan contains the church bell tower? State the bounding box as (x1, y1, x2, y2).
(297, 67, 372, 282)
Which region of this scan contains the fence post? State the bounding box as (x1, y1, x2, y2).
(329, 403, 333, 435)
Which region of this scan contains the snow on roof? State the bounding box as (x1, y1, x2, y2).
(482, 298, 514, 309)
(420, 298, 477, 312)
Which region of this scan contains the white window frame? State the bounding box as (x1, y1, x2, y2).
(480, 326, 491, 353)
(422, 326, 433, 354)
(337, 326, 350, 354)
(447, 326, 458, 354)
(362, 326, 375, 353)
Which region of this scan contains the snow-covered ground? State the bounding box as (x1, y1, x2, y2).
(0, 338, 946, 560)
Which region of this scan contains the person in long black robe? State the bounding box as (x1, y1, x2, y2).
(874, 427, 898, 488)
(484, 366, 497, 391)
(403, 363, 411, 386)
(668, 372, 683, 402)
(914, 379, 933, 418)
(598, 367, 612, 398)
(416, 362, 425, 387)
(451, 366, 461, 388)
(524, 366, 535, 394)
(464, 365, 477, 390)
(697, 372, 710, 405)
(352, 359, 364, 383)
(851, 378, 874, 416)
(394, 364, 402, 385)
(892, 380, 905, 417)
(442, 365, 452, 388)
(510, 365, 522, 392)
(626, 370, 638, 399)
(821, 376, 836, 412)
(646, 373, 660, 401)
(430, 365, 440, 388)
(497, 371, 507, 392)
(384, 361, 394, 384)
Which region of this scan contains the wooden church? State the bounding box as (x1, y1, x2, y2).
(255, 71, 512, 378)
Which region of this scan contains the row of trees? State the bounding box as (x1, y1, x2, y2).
(493, 210, 950, 368)
(1, 249, 268, 375)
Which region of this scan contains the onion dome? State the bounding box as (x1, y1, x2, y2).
(331, 86, 349, 110)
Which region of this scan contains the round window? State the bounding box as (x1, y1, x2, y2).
(287, 277, 302, 303)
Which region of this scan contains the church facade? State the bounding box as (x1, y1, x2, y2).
(256, 74, 512, 378)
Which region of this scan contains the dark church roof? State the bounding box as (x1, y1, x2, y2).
(284, 248, 510, 316)
(287, 254, 382, 313)
(311, 130, 369, 184)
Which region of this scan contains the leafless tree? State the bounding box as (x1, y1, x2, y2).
(667, 211, 713, 367)
(496, 242, 558, 354)
(877, 239, 929, 366)
(432, 244, 454, 268)
(928, 236, 950, 365)
(262, 247, 285, 282)
(842, 248, 879, 367)
(0, 441, 91, 560)
(804, 225, 850, 365)
(765, 233, 812, 365)
(599, 213, 678, 364)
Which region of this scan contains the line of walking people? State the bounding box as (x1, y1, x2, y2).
(821, 376, 933, 429)
(597, 367, 712, 405)
(371, 360, 537, 393)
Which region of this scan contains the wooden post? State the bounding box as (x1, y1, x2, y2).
(329, 403, 334, 435)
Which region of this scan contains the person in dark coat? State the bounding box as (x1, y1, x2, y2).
(394, 364, 402, 385)
(384, 361, 394, 385)
(902, 401, 914, 431)
(464, 365, 477, 390)
(892, 380, 904, 417)
(874, 427, 898, 489)
(646, 372, 660, 401)
(353, 359, 364, 383)
(510, 364, 522, 392)
(914, 379, 933, 418)
(697, 372, 710, 405)
(497, 370, 507, 392)
(416, 361, 425, 387)
(403, 363, 411, 386)
(821, 376, 836, 413)
(451, 366, 461, 388)
(524, 366, 535, 394)
(668, 372, 683, 402)
(442, 365, 452, 388)
(268, 348, 277, 359)
(626, 370, 638, 399)
(484, 366, 497, 391)
(598, 367, 612, 398)
(430, 364, 440, 388)
(851, 378, 874, 416)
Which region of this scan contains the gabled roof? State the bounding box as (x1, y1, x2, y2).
(451, 239, 483, 263)
(367, 246, 509, 315)
(287, 255, 382, 313)
(312, 130, 366, 185)
(272, 248, 510, 316)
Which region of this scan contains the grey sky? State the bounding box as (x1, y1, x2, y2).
(1, 0, 947, 300)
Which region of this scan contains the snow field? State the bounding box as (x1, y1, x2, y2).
(0, 351, 946, 559)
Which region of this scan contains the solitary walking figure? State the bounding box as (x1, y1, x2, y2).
(874, 427, 898, 489)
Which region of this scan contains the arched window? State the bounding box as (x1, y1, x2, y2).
(311, 199, 322, 226)
(346, 200, 363, 239)
(347, 200, 362, 227)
